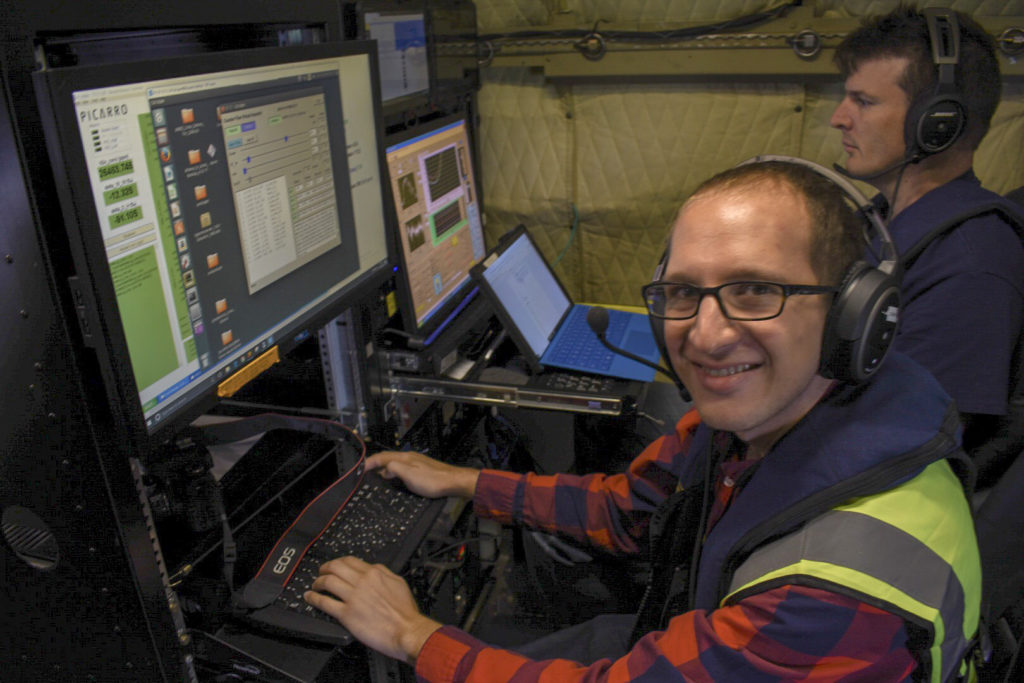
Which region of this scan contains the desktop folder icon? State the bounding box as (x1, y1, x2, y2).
(207, 253, 220, 269)
(194, 185, 208, 201)
(181, 108, 195, 124)
(215, 299, 228, 315)
(188, 149, 201, 165)
(221, 330, 233, 346)
(200, 212, 212, 228)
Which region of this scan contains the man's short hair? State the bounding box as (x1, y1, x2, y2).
(684, 162, 864, 287)
(833, 4, 1000, 150)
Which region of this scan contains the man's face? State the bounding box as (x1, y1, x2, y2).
(830, 56, 912, 179)
(663, 183, 834, 447)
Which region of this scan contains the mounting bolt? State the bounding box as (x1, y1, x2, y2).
(998, 28, 1024, 56)
(575, 31, 607, 61)
(791, 30, 822, 59)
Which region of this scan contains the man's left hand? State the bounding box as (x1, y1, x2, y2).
(304, 556, 442, 664)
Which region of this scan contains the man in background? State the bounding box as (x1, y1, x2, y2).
(830, 5, 1024, 487)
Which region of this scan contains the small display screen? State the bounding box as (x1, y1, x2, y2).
(365, 11, 429, 103)
(385, 118, 485, 332)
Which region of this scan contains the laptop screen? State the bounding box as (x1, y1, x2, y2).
(479, 232, 570, 356)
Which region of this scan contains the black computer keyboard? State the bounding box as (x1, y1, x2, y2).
(239, 470, 444, 646)
(534, 370, 621, 394)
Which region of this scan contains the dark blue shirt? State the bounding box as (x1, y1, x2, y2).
(875, 172, 1024, 415)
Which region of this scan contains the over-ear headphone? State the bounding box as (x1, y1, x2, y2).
(904, 8, 967, 158)
(648, 155, 902, 386)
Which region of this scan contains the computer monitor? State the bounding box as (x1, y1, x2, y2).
(33, 41, 394, 444)
(346, 1, 431, 109)
(384, 114, 485, 341)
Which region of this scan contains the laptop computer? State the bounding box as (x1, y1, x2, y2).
(471, 226, 661, 382)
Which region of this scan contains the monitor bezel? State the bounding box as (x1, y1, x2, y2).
(32, 40, 396, 451)
(384, 110, 486, 343)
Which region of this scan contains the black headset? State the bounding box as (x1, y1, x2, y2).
(904, 8, 967, 159)
(648, 155, 902, 387)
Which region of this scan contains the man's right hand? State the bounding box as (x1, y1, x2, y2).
(366, 451, 480, 500)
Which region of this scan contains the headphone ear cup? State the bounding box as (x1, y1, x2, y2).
(821, 262, 902, 383)
(904, 92, 966, 157)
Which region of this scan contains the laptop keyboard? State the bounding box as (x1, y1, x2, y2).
(546, 307, 628, 371)
(239, 471, 444, 646)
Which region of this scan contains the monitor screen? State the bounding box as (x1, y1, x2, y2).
(363, 10, 430, 104)
(384, 116, 485, 336)
(34, 42, 393, 439)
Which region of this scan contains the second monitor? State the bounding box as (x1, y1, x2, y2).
(385, 115, 486, 344)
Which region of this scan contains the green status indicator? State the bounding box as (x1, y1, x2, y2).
(103, 183, 139, 205)
(109, 206, 144, 229)
(99, 159, 135, 180)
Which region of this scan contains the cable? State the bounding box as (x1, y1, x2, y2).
(685, 437, 718, 611)
(474, 1, 801, 45)
(423, 536, 484, 562)
(552, 203, 580, 268)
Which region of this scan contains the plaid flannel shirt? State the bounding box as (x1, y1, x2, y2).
(415, 411, 916, 682)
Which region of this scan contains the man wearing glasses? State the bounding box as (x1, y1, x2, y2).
(305, 161, 981, 682)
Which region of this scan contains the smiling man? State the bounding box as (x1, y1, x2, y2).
(830, 6, 1024, 487)
(304, 160, 981, 682)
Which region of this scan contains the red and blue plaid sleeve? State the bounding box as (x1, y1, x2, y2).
(472, 410, 702, 555)
(415, 584, 916, 682)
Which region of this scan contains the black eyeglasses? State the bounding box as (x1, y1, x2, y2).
(641, 281, 839, 321)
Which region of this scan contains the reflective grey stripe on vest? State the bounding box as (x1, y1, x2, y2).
(727, 509, 968, 682)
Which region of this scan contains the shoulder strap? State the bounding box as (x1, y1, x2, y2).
(902, 202, 1024, 269)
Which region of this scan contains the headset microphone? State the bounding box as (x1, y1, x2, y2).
(587, 306, 691, 400)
